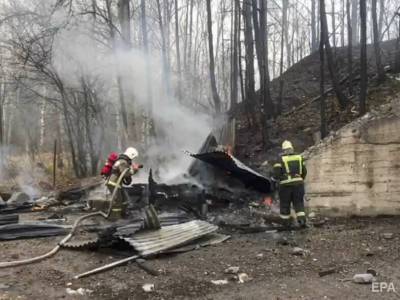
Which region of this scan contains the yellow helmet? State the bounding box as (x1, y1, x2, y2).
(282, 140, 294, 151)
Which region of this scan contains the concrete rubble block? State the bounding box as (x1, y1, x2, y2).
(352, 273, 376, 284)
(238, 273, 251, 283)
(291, 247, 308, 256)
(65, 288, 93, 296)
(211, 279, 229, 285)
(7, 192, 32, 207)
(142, 284, 155, 292)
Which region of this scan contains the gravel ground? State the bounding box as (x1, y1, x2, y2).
(0, 215, 399, 300)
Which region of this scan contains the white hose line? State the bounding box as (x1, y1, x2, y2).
(0, 169, 130, 269)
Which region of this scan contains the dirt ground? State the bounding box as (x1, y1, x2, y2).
(1, 214, 400, 300)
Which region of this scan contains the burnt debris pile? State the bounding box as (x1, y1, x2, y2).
(0, 134, 277, 278)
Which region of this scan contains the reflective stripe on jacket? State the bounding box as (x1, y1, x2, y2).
(273, 154, 307, 185)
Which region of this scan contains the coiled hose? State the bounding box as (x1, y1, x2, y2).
(0, 168, 130, 268)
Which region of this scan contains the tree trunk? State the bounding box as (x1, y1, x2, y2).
(174, 0, 182, 100)
(311, 0, 318, 51)
(372, 0, 385, 82)
(230, 0, 239, 109)
(359, 0, 368, 115)
(282, 0, 290, 67)
(351, 0, 359, 45)
(259, 0, 274, 117)
(319, 29, 327, 139)
(331, 0, 336, 48)
(395, 14, 400, 73)
(243, 0, 257, 125)
(118, 0, 131, 48)
(320, 0, 348, 110)
(347, 0, 354, 95)
(206, 0, 222, 113)
(156, 0, 172, 97)
(341, 0, 345, 46)
(278, 0, 287, 114)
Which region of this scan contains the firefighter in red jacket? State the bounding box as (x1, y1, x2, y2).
(105, 147, 141, 219)
(102, 147, 159, 228)
(273, 141, 307, 229)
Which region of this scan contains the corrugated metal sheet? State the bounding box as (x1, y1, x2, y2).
(165, 233, 230, 253)
(121, 220, 218, 256)
(115, 214, 192, 237)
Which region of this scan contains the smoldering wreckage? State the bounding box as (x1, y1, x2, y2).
(0, 133, 298, 284)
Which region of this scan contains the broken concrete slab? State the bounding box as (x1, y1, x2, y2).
(352, 273, 376, 284)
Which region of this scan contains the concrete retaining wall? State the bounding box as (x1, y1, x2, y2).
(304, 111, 400, 216)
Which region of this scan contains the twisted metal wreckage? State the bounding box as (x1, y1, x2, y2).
(0, 134, 274, 278)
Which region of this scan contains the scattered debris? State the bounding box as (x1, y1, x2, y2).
(224, 266, 240, 274)
(211, 279, 229, 285)
(352, 273, 376, 284)
(0, 214, 19, 226)
(291, 247, 308, 256)
(65, 287, 93, 296)
(238, 273, 251, 283)
(319, 268, 337, 277)
(381, 233, 394, 240)
(366, 269, 377, 276)
(0, 223, 68, 240)
(136, 259, 159, 276)
(0, 283, 10, 289)
(142, 283, 155, 293)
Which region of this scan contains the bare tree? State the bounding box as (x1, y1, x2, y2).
(359, 0, 367, 115)
(311, 0, 318, 51)
(372, 0, 385, 82)
(351, 0, 359, 44)
(320, 0, 348, 109)
(230, 0, 239, 109)
(319, 24, 327, 138)
(206, 0, 222, 113)
(347, 0, 354, 95)
(174, 0, 182, 100)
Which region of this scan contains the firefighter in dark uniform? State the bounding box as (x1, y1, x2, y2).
(273, 141, 307, 228)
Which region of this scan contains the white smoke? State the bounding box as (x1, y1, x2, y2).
(51, 16, 213, 182)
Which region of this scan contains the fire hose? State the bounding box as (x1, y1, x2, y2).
(0, 168, 130, 268)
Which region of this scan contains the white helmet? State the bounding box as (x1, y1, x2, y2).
(124, 147, 139, 160)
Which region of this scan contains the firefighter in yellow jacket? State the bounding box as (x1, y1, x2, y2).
(273, 141, 307, 228)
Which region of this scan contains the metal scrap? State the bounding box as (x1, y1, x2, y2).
(0, 223, 69, 240)
(0, 214, 19, 226)
(121, 220, 218, 256)
(190, 150, 272, 194)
